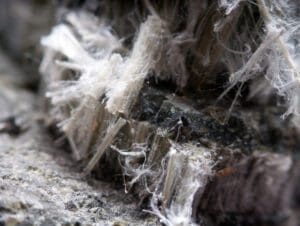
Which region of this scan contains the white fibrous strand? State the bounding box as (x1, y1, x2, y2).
(148, 143, 214, 226)
(40, 11, 122, 159)
(105, 15, 167, 115)
(112, 143, 154, 193)
(257, 0, 300, 118)
(218, 0, 243, 15)
(218, 0, 300, 119)
(84, 117, 127, 173)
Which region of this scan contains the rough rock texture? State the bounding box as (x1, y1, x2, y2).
(197, 152, 299, 226)
(0, 126, 158, 226)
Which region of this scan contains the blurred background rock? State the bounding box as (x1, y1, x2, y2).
(0, 0, 54, 89)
